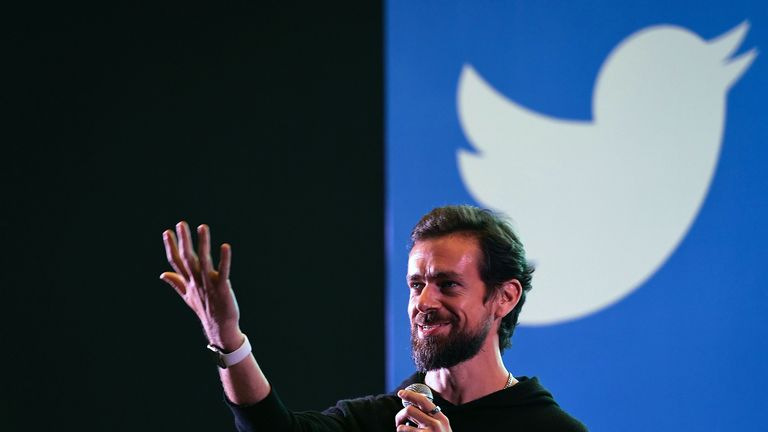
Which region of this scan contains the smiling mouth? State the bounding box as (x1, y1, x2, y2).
(418, 322, 450, 336)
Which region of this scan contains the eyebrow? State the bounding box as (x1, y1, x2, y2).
(408, 271, 463, 282)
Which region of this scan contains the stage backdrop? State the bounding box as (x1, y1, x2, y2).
(386, 1, 767, 430)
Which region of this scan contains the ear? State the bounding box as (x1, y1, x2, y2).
(494, 279, 522, 319)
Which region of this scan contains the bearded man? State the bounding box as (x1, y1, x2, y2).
(161, 205, 587, 431)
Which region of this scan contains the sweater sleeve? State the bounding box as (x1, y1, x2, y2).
(225, 388, 349, 432)
(224, 371, 416, 431)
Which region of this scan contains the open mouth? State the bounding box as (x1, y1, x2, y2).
(418, 322, 450, 336)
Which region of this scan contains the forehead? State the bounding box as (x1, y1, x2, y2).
(407, 234, 482, 277)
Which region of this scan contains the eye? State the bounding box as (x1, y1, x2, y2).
(439, 280, 459, 290)
(409, 282, 425, 292)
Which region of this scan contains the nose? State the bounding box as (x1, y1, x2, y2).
(416, 283, 441, 313)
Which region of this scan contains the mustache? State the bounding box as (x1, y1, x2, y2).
(414, 311, 454, 326)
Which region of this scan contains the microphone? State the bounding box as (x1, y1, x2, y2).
(400, 383, 434, 427)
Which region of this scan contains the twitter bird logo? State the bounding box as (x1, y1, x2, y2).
(457, 22, 757, 325)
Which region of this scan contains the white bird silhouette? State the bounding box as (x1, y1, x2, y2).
(457, 22, 756, 325)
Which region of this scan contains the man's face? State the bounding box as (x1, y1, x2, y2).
(407, 233, 496, 371)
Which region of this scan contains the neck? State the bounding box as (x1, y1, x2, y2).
(424, 338, 517, 405)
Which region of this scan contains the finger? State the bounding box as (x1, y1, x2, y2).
(197, 224, 214, 278)
(398, 390, 448, 427)
(394, 408, 413, 427)
(395, 405, 435, 429)
(176, 221, 200, 279)
(398, 389, 432, 411)
(405, 405, 436, 427)
(218, 243, 232, 283)
(159, 272, 187, 296)
(163, 229, 189, 279)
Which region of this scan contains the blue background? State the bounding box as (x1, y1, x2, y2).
(386, 1, 768, 429)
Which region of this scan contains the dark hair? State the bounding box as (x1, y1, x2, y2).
(409, 205, 534, 352)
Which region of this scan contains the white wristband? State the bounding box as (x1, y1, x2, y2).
(207, 334, 251, 369)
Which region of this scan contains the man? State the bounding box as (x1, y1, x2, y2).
(160, 205, 587, 431)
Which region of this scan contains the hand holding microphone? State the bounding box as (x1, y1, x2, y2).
(396, 384, 452, 431)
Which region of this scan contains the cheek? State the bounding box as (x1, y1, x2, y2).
(407, 299, 417, 317)
(458, 304, 488, 324)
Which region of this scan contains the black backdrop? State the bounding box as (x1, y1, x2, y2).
(4, 2, 383, 430)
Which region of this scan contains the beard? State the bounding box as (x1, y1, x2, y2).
(410, 313, 493, 372)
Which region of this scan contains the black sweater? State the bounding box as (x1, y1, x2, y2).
(227, 373, 588, 431)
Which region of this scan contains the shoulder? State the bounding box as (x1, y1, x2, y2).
(513, 377, 588, 431)
(522, 404, 589, 432)
(471, 376, 588, 431)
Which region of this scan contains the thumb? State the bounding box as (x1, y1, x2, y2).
(160, 272, 187, 296)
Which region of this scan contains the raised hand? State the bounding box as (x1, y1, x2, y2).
(160, 222, 243, 351)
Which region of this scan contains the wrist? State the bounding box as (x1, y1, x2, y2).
(206, 328, 245, 353)
(207, 333, 252, 369)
